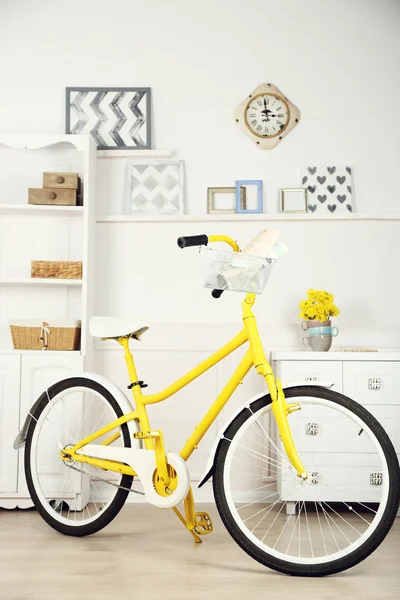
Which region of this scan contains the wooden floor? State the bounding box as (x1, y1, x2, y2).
(0, 504, 399, 600)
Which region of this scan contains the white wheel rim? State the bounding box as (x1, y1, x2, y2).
(223, 396, 390, 565)
(30, 386, 127, 527)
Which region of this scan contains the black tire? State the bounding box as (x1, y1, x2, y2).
(25, 377, 133, 537)
(213, 386, 400, 577)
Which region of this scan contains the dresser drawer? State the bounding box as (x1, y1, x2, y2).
(280, 402, 399, 454)
(28, 188, 77, 206)
(343, 362, 400, 405)
(278, 360, 342, 392)
(368, 405, 400, 453)
(279, 454, 388, 503)
(43, 172, 80, 190)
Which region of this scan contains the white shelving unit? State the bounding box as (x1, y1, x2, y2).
(0, 278, 83, 287)
(0, 134, 96, 508)
(0, 204, 84, 216)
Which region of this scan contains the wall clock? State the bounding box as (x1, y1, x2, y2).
(233, 83, 300, 149)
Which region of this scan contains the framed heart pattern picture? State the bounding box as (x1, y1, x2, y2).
(301, 166, 353, 214)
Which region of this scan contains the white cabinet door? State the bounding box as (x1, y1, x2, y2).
(18, 354, 84, 498)
(0, 355, 21, 493)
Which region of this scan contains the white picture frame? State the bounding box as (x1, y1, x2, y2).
(128, 159, 184, 214)
(280, 188, 307, 213)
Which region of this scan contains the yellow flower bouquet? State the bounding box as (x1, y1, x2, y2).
(299, 289, 340, 323)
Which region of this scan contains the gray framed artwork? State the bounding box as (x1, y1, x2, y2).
(66, 87, 151, 150)
(301, 166, 353, 213)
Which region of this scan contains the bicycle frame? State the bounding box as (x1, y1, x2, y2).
(66, 295, 307, 480)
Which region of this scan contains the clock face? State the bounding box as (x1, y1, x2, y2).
(245, 94, 290, 138)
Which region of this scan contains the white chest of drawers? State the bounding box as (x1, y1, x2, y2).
(271, 351, 400, 513)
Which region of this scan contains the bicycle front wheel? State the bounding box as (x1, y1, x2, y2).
(213, 386, 400, 576)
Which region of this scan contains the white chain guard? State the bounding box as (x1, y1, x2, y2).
(76, 445, 190, 508)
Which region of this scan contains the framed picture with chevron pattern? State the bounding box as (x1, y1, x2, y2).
(128, 159, 184, 214)
(65, 87, 151, 150)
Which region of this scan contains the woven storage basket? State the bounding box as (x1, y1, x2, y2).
(10, 320, 81, 351)
(31, 261, 82, 279)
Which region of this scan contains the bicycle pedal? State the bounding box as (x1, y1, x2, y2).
(193, 512, 213, 535)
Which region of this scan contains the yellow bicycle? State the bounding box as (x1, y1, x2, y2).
(15, 233, 400, 577)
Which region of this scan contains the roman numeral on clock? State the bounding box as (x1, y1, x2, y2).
(251, 119, 257, 126)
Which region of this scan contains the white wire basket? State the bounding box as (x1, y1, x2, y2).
(200, 247, 276, 294)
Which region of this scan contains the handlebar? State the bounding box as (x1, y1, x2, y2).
(177, 234, 240, 298)
(177, 234, 209, 248)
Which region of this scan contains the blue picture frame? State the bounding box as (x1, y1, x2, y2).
(235, 180, 263, 214)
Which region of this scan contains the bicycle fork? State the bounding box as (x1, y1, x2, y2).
(242, 294, 308, 480)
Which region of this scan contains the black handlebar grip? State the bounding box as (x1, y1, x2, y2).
(177, 234, 209, 249)
(212, 289, 224, 299)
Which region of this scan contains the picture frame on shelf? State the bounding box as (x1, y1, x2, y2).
(280, 188, 308, 213)
(235, 180, 263, 214)
(128, 159, 184, 214)
(66, 87, 151, 150)
(207, 187, 246, 214)
(301, 166, 353, 214)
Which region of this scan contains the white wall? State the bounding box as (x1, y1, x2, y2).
(1, 0, 400, 213)
(1, 0, 400, 491)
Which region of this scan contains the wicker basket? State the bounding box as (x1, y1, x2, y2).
(10, 320, 81, 351)
(31, 261, 82, 279)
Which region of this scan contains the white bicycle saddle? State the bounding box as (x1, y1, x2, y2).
(90, 316, 149, 340)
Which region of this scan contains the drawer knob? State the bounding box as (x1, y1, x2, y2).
(306, 422, 319, 436)
(306, 376, 318, 381)
(368, 377, 381, 390)
(370, 472, 382, 486)
(48, 192, 57, 200)
(311, 472, 320, 485)
(56, 176, 65, 184)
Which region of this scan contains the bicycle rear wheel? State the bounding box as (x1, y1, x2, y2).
(213, 386, 400, 576)
(25, 378, 134, 537)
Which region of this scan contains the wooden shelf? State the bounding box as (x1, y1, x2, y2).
(0, 278, 83, 287)
(97, 149, 171, 158)
(96, 213, 400, 223)
(0, 349, 82, 355)
(0, 204, 83, 216)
